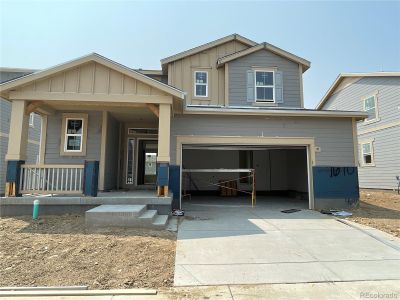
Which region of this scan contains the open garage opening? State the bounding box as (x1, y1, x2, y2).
(181, 145, 311, 209)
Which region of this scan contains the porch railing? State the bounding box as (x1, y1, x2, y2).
(20, 164, 84, 194)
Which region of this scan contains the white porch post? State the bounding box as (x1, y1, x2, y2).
(6, 100, 29, 161)
(157, 103, 171, 196)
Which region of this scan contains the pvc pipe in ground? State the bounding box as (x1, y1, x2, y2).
(32, 199, 40, 220)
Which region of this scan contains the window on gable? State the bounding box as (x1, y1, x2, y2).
(255, 70, 274, 102)
(65, 118, 84, 152)
(363, 95, 377, 121)
(29, 113, 34, 127)
(194, 71, 208, 97)
(361, 142, 374, 166)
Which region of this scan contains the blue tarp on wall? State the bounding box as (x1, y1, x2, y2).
(313, 166, 359, 199)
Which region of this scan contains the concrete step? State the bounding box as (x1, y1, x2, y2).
(86, 205, 147, 227)
(152, 215, 169, 229)
(85, 205, 169, 230)
(139, 210, 158, 223)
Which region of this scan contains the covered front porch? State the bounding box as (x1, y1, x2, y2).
(0, 53, 185, 200)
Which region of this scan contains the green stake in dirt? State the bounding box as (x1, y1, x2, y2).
(32, 199, 40, 220)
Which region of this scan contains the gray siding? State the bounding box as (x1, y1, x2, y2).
(170, 115, 355, 167)
(103, 113, 119, 190)
(0, 136, 8, 194)
(322, 76, 400, 189)
(358, 126, 400, 190)
(323, 77, 400, 129)
(0, 70, 41, 195)
(44, 111, 102, 164)
(229, 49, 301, 108)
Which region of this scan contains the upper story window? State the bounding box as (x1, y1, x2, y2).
(194, 71, 208, 97)
(29, 113, 35, 127)
(60, 113, 88, 156)
(360, 141, 375, 166)
(363, 94, 378, 122)
(255, 70, 274, 102)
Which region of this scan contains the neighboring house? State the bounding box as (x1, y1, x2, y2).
(316, 72, 400, 190)
(0, 68, 41, 196)
(0, 34, 366, 210)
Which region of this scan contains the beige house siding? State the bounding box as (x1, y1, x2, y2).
(14, 62, 169, 98)
(167, 40, 250, 106)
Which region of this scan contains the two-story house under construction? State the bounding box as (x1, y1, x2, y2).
(0, 34, 367, 219)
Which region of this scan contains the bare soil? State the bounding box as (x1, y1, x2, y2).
(0, 214, 176, 289)
(347, 189, 400, 237)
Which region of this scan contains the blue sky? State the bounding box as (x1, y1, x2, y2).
(1, 1, 399, 108)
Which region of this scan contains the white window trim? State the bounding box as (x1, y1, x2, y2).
(359, 139, 375, 167)
(255, 70, 275, 103)
(362, 92, 380, 124)
(29, 113, 34, 128)
(194, 71, 208, 98)
(60, 113, 88, 156)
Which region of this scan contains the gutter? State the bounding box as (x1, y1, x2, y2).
(183, 106, 368, 120)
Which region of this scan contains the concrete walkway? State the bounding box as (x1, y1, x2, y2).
(174, 197, 400, 286)
(3, 280, 400, 299)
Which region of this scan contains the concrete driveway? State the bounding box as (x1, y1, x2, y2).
(174, 197, 400, 286)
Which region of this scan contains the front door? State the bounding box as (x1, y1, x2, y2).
(137, 139, 158, 185)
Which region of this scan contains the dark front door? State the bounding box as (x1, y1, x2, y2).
(137, 139, 158, 185)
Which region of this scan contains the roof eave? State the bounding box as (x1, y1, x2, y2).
(217, 42, 311, 72)
(316, 72, 400, 110)
(160, 34, 258, 67)
(0, 53, 186, 100)
(183, 106, 367, 120)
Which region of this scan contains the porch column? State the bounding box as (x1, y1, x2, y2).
(5, 100, 29, 196)
(157, 103, 171, 196)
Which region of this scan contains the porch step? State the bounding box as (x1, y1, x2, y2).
(85, 205, 169, 230)
(152, 215, 169, 229)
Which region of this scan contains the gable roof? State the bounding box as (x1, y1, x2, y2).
(160, 34, 257, 67)
(0, 53, 185, 99)
(316, 72, 400, 110)
(217, 42, 311, 72)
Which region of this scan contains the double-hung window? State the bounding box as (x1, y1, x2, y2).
(255, 70, 274, 102)
(361, 142, 374, 166)
(194, 71, 208, 97)
(363, 95, 378, 122)
(65, 118, 84, 152)
(60, 113, 88, 156)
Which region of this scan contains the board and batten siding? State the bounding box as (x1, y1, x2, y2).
(44, 111, 102, 164)
(170, 115, 355, 167)
(321, 76, 400, 189)
(228, 49, 302, 108)
(167, 40, 250, 106)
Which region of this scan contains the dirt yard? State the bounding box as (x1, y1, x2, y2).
(347, 189, 400, 237)
(0, 215, 176, 289)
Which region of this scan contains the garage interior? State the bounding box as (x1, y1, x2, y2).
(181, 146, 310, 208)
